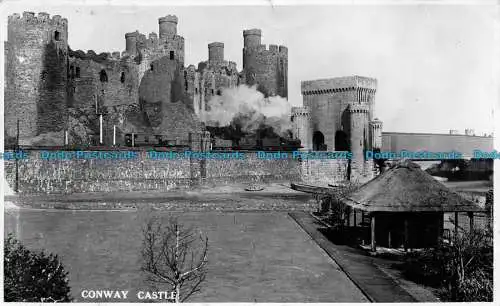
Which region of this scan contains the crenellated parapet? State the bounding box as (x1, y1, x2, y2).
(8, 11, 68, 27)
(291, 106, 311, 117)
(8, 11, 69, 46)
(348, 104, 370, 113)
(301, 75, 377, 96)
(369, 118, 383, 129)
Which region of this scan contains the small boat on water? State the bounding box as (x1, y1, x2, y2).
(244, 184, 264, 191)
(290, 182, 334, 194)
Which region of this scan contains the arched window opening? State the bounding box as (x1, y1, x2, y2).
(313, 131, 326, 151)
(99, 69, 108, 83)
(169, 51, 174, 60)
(70, 65, 75, 78)
(120, 72, 125, 83)
(335, 130, 349, 151)
(211, 89, 214, 95)
(150, 64, 154, 71)
(216, 89, 221, 96)
(185, 81, 188, 91)
(195, 88, 198, 94)
(54, 31, 61, 41)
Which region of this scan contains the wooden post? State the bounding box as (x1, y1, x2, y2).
(131, 133, 135, 147)
(404, 217, 409, 252)
(468, 212, 474, 233)
(438, 213, 444, 244)
(99, 114, 103, 145)
(370, 214, 376, 252)
(15, 119, 19, 193)
(353, 210, 357, 228)
(454, 211, 459, 238)
(388, 231, 392, 248)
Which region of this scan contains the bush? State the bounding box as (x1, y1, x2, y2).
(401, 228, 493, 302)
(4, 234, 72, 302)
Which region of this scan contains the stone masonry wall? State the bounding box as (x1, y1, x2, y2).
(4, 150, 350, 194)
(299, 158, 349, 186)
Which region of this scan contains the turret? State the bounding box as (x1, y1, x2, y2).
(369, 118, 383, 150)
(243, 29, 262, 49)
(208, 42, 224, 65)
(125, 31, 138, 56)
(5, 12, 69, 143)
(159, 15, 178, 40)
(242, 28, 288, 98)
(291, 106, 312, 151)
(348, 104, 370, 180)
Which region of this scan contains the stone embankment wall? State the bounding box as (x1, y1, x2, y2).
(4, 150, 349, 194)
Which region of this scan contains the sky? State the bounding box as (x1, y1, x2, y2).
(1, 0, 498, 135)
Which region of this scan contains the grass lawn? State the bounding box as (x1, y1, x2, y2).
(5, 210, 368, 302)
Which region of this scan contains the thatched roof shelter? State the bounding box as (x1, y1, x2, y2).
(343, 160, 483, 213)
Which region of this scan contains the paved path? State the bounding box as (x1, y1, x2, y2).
(289, 211, 418, 303)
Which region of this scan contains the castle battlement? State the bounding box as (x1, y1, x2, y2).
(68, 49, 125, 64)
(125, 31, 139, 38)
(301, 75, 377, 95)
(291, 106, 311, 117)
(243, 29, 261, 36)
(208, 42, 224, 48)
(159, 15, 178, 24)
(348, 104, 370, 113)
(8, 12, 68, 27)
(370, 118, 383, 128)
(246, 43, 288, 55)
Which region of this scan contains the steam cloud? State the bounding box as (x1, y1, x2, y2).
(203, 85, 292, 136)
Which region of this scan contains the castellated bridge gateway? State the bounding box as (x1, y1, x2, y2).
(291, 75, 494, 179)
(4, 12, 287, 146)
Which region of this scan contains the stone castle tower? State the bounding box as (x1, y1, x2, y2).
(5, 12, 69, 142)
(297, 76, 382, 180)
(242, 29, 288, 98)
(291, 106, 312, 150)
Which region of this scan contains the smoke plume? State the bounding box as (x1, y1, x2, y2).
(204, 85, 292, 136)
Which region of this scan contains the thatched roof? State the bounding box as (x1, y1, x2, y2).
(343, 160, 484, 212)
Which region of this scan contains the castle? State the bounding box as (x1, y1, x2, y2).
(4, 12, 288, 146)
(4, 11, 385, 180)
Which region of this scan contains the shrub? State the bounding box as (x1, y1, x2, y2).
(4, 234, 72, 302)
(401, 227, 493, 302)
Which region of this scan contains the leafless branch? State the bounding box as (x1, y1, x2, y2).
(141, 216, 208, 303)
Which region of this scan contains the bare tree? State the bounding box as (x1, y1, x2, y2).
(141, 216, 208, 303)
